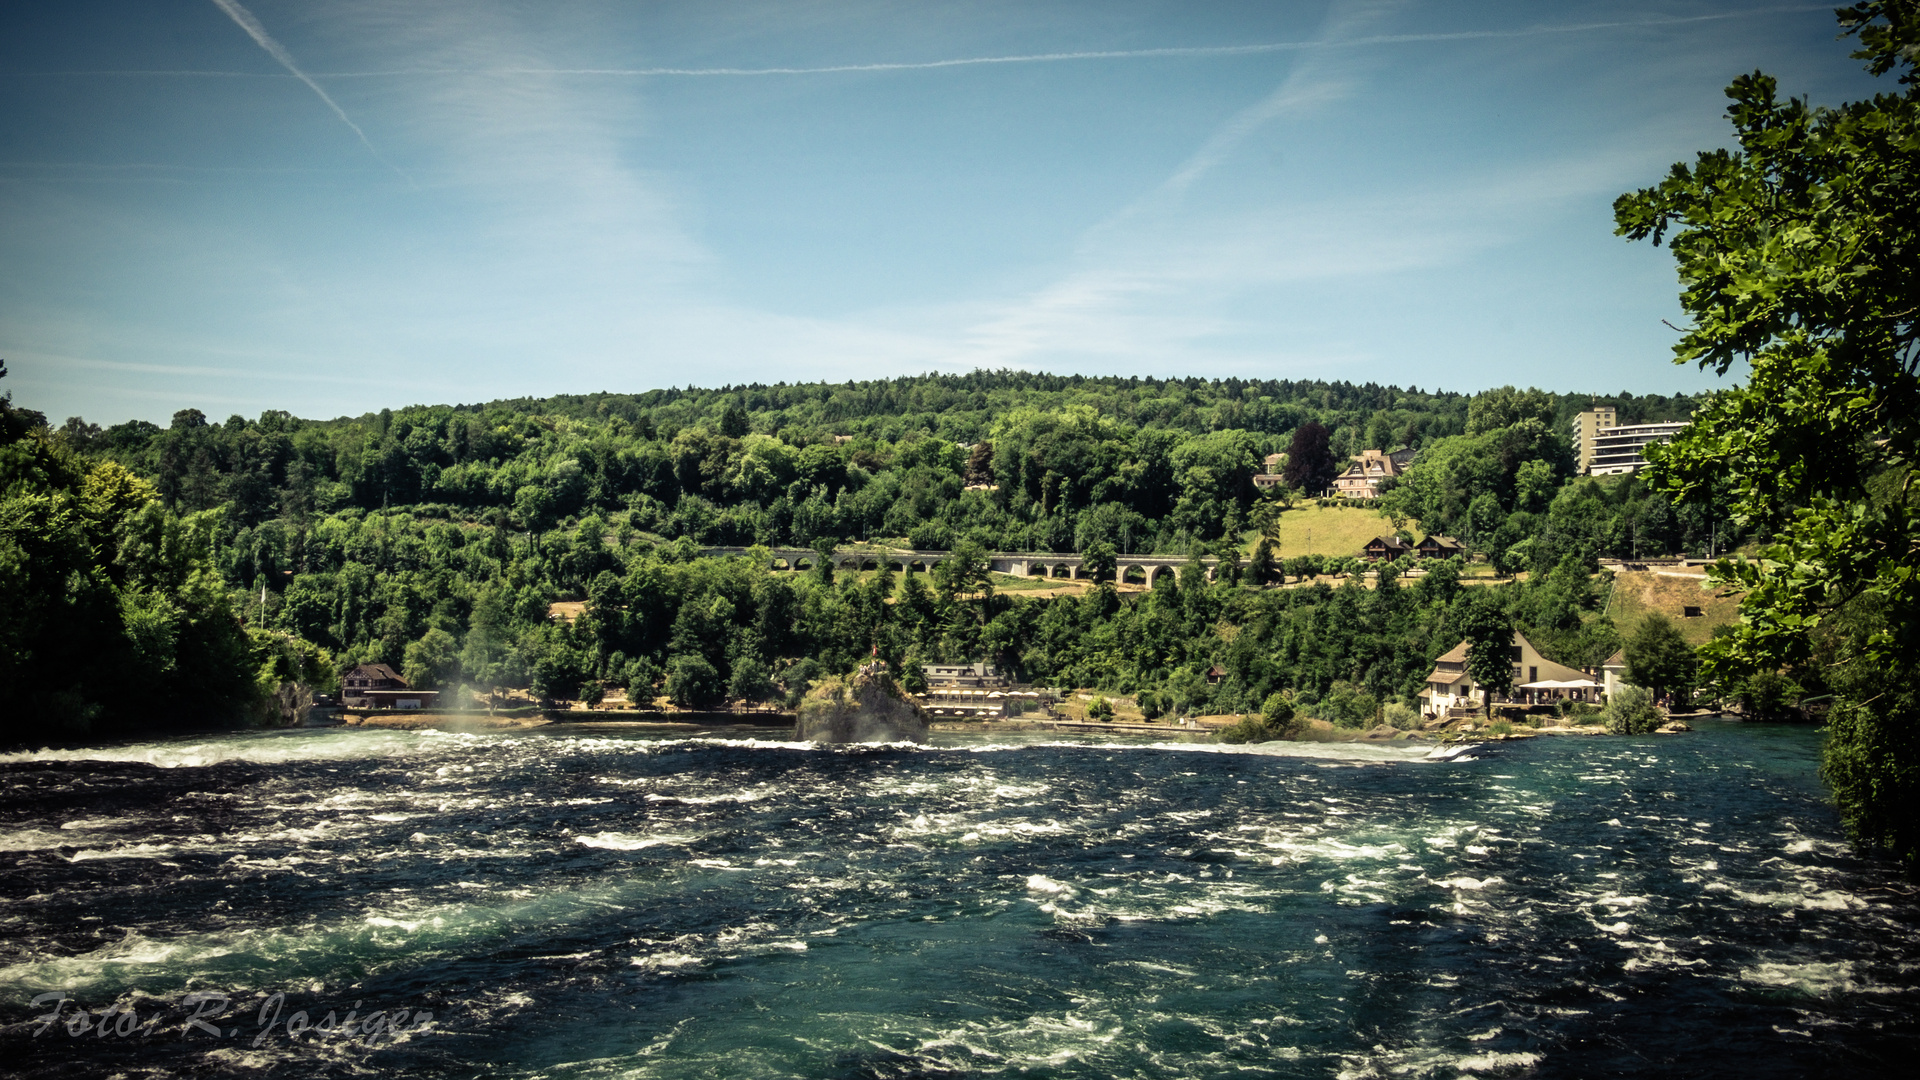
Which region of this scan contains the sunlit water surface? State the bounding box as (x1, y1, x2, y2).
(1, 722, 1915, 1078)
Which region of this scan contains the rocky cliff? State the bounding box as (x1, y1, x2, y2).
(795, 668, 930, 744)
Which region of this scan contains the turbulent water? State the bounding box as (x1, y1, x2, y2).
(0, 721, 1915, 1078)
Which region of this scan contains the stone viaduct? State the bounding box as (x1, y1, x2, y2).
(697, 546, 1216, 585)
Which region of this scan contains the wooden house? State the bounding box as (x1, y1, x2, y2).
(1415, 535, 1466, 559)
(341, 663, 437, 711)
(1362, 535, 1413, 561)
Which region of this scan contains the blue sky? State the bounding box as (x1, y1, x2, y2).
(0, 1, 1889, 425)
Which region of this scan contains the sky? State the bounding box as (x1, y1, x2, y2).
(0, 0, 1892, 425)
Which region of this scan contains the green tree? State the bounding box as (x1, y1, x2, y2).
(1249, 497, 1283, 537)
(666, 653, 721, 708)
(1615, 2, 1920, 866)
(1735, 671, 1806, 722)
(1623, 614, 1697, 706)
(727, 656, 774, 702)
(811, 537, 837, 586)
(1465, 386, 1556, 436)
(402, 628, 460, 690)
(933, 540, 991, 601)
(1216, 713, 1274, 743)
(1080, 540, 1117, 584)
(1247, 535, 1275, 587)
(1458, 595, 1514, 720)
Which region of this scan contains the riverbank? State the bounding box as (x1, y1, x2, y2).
(331, 708, 801, 734)
(326, 707, 1713, 744)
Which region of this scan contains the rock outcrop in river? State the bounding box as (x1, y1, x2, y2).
(795, 664, 930, 744)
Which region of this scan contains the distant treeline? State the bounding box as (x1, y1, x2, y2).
(5, 369, 1731, 738)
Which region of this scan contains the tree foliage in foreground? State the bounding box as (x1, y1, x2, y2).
(1617, 0, 1920, 870)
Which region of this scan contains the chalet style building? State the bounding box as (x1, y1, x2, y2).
(341, 663, 437, 711)
(1332, 447, 1416, 499)
(1363, 535, 1414, 561)
(1415, 535, 1466, 559)
(1362, 534, 1466, 562)
(1419, 631, 1602, 714)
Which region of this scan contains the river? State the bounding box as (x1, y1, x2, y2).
(1, 721, 1914, 1077)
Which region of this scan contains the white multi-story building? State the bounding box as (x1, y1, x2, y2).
(1573, 406, 1688, 476)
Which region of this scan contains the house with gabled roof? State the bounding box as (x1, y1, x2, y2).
(1362, 535, 1413, 562)
(1418, 631, 1602, 714)
(1333, 448, 1412, 499)
(1416, 535, 1466, 559)
(1601, 649, 1628, 700)
(342, 663, 437, 711)
(1252, 452, 1288, 491)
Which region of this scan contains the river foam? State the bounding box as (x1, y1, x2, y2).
(0, 722, 1913, 1078)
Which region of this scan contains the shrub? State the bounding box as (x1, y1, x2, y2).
(1489, 718, 1514, 736)
(1384, 702, 1419, 730)
(1260, 690, 1295, 724)
(1557, 699, 1601, 721)
(1138, 689, 1165, 720)
(1602, 685, 1665, 735)
(1735, 672, 1805, 723)
(1088, 696, 1114, 722)
(1218, 714, 1279, 744)
(1315, 682, 1378, 729)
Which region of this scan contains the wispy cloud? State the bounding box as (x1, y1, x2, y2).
(14, 4, 1828, 81)
(205, 0, 404, 176)
(948, 0, 1406, 369)
(362, 5, 1826, 78)
(936, 0, 1704, 376)
(53, 355, 369, 385)
(1155, 0, 1403, 199)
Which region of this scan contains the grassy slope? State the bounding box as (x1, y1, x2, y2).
(1604, 569, 1742, 646)
(1264, 502, 1397, 560)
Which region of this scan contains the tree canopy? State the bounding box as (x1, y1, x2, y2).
(4, 361, 1711, 743)
(1617, 0, 1920, 869)
(1283, 421, 1337, 494)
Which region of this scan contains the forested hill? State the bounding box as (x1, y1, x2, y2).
(57, 370, 1702, 543)
(6, 368, 1730, 740)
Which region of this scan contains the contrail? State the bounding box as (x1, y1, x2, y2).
(205, 0, 403, 176)
(17, 4, 1829, 82)
(304, 4, 1831, 78)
